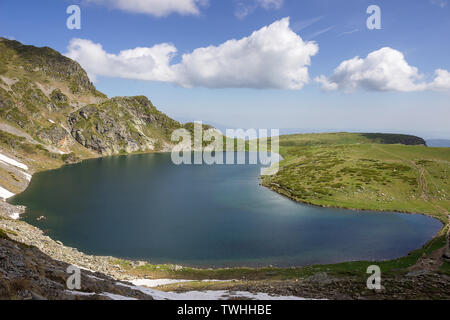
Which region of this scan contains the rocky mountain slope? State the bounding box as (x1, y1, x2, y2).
(0, 37, 188, 159)
(0, 37, 194, 197)
(0, 222, 155, 300)
(0, 38, 243, 300)
(0, 38, 200, 299)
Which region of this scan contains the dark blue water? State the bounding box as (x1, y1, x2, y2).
(10, 153, 442, 267)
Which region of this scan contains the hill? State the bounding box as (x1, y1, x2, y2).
(0, 38, 200, 196)
(277, 132, 426, 147)
(0, 37, 188, 158)
(262, 133, 450, 222)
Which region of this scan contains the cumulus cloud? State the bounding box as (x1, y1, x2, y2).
(428, 69, 450, 91)
(66, 17, 318, 90)
(235, 0, 284, 19)
(84, 0, 208, 17)
(315, 47, 450, 93)
(66, 39, 178, 82)
(173, 18, 318, 89)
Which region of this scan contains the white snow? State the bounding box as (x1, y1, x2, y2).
(0, 186, 15, 200)
(117, 283, 307, 301)
(0, 153, 29, 170)
(101, 292, 138, 300)
(66, 283, 310, 301)
(75, 265, 96, 273)
(131, 279, 235, 288)
(9, 212, 20, 220)
(19, 170, 32, 181)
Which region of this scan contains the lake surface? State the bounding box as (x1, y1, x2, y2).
(10, 153, 442, 267)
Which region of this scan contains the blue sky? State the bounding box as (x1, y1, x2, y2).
(1, 0, 449, 138)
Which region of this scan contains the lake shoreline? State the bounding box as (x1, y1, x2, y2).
(262, 181, 448, 225)
(2, 150, 447, 274)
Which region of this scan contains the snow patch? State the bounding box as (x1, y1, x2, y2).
(0, 186, 15, 200)
(117, 283, 307, 301)
(9, 212, 20, 220)
(19, 170, 32, 181)
(131, 279, 195, 287)
(0, 153, 28, 170)
(75, 265, 96, 273)
(131, 279, 235, 288)
(101, 292, 137, 300)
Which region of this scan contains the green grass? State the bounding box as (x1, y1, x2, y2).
(109, 235, 447, 281)
(35, 132, 450, 283)
(119, 133, 447, 285)
(262, 134, 450, 223)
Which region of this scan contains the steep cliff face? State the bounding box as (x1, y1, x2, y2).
(0, 38, 186, 160)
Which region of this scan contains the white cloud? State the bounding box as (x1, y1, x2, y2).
(428, 69, 450, 91)
(66, 17, 318, 90)
(235, 0, 284, 19)
(314, 47, 450, 92)
(66, 39, 178, 82)
(84, 0, 208, 17)
(173, 18, 317, 89)
(314, 75, 338, 91)
(315, 47, 450, 93)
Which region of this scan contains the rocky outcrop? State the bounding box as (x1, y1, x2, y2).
(37, 125, 70, 147)
(0, 226, 154, 300)
(68, 96, 182, 155)
(49, 89, 69, 110)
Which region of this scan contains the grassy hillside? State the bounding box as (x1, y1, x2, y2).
(262, 133, 449, 222)
(277, 132, 426, 147)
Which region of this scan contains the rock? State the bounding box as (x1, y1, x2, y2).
(305, 272, 333, 285)
(174, 265, 183, 271)
(68, 96, 179, 155)
(37, 125, 69, 146)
